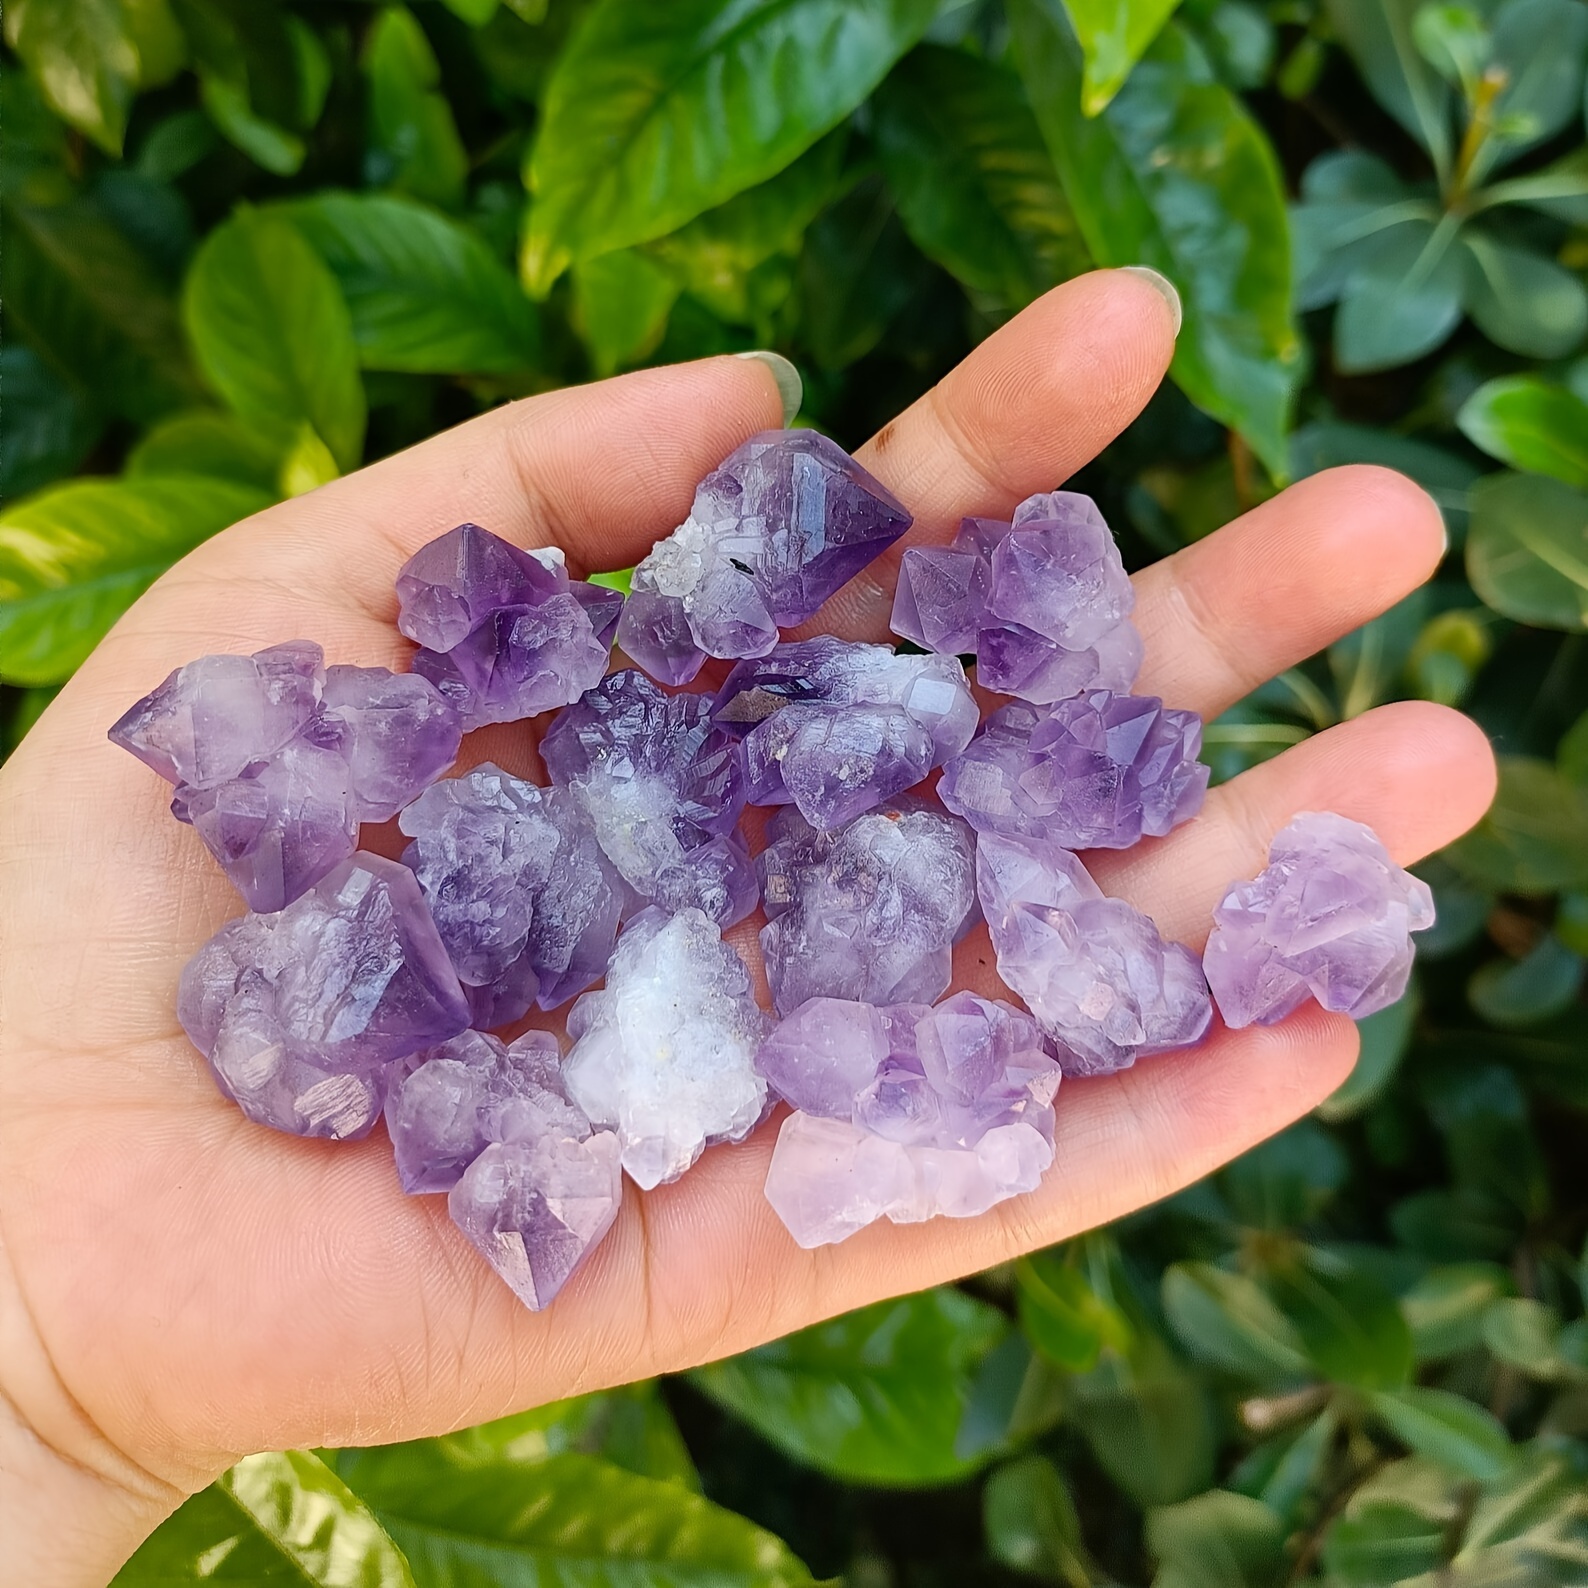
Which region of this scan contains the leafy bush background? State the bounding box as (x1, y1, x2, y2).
(5, 0, 1588, 1581)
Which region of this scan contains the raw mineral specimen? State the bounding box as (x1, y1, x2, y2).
(541, 669, 756, 926)
(712, 639, 977, 828)
(758, 799, 978, 1017)
(562, 907, 769, 1189)
(939, 692, 1208, 849)
(1204, 811, 1436, 1027)
(399, 763, 624, 1026)
(758, 993, 1061, 1246)
(977, 831, 1211, 1075)
(111, 642, 460, 912)
(616, 430, 912, 684)
(891, 491, 1142, 702)
(177, 853, 471, 1139)
(398, 524, 616, 728)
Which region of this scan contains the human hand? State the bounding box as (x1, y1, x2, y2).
(0, 270, 1496, 1585)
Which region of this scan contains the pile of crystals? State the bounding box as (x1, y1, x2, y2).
(114, 428, 1435, 1311)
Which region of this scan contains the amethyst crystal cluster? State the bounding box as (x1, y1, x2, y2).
(116, 426, 1435, 1303)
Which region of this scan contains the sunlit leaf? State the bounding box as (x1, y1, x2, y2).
(1458, 375, 1588, 488)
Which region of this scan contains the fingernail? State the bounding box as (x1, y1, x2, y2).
(1120, 266, 1182, 337)
(735, 350, 803, 426)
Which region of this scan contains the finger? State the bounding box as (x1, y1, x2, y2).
(808, 269, 1179, 640)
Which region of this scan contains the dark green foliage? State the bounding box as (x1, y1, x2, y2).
(5, 2, 1587, 1583)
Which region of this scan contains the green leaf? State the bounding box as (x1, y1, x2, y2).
(1483, 0, 1588, 173)
(440, 0, 500, 22)
(0, 343, 103, 499)
(1561, 707, 1588, 785)
(1222, 1120, 1349, 1230)
(873, 45, 1089, 312)
(1470, 933, 1586, 1028)
(1010, 1, 1300, 477)
(572, 248, 682, 375)
(1446, 755, 1588, 893)
(283, 193, 539, 375)
(1267, 1253, 1414, 1390)
(1402, 1262, 1514, 1359)
(1318, 982, 1419, 1121)
(692, 1288, 1008, 1485)
(1392, 1186, 1521, 1262)
(1321, 1457, 1464, 1586)
(1468, 472, 1588, 631)
(1368, 1386, 1512, 1480)
(183, 206, 367, 472)
(1146, 1490, 1285, 1588)
(1484, 1297, 1588, 1381)
(983, 1455, 1091, 1586)
(3, 196, 202, 422)
(340, 1444, 817, 1585)
(1412, 2, 1491, 94)
(1059, 0, 1184, 113)
(113, 1449, 416, 1586)
(1161, 1262, 1311, 1380)
(364, 7, 469, 212)
(1017, 1251, 1134, 1372)
(1458, 376, 1588, 488)
(954, 1332, 1066, 1462)
(0, 475, 271, 685)
(1228, 1410, 1336, 1525)
(1460, 230, 1588, 360)
(1333, 219, 1465, 374)
(522, 0, 941, 292)
(4, 686, 59, 756)
(1486, 146, 1588, 225)
(126, 410, 286, 493)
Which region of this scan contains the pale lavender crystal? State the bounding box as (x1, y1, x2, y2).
(111, 642, 461, 911)
(939, 692, 1208, 849)
(757, 993, 1061, 1247)
(977, 831, 1211, 1075)
(399, 764, 624, 1025)
(1204, 812, 1436, 1027)
(890, 492, 1142, 703)
(563, 907, 770, 1189)
(712, 639, 977, 828)
(617, 430, 912, 681)
(398, 524, 615, 728)
(541, 670, 757, 926)
(758, 799, 978, 1017)
(177, 854, 470, 1138)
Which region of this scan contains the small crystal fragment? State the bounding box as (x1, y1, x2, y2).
(712, 639, 977, 828)
(177, 854, 471, 1138)
(399, 764, 624, 1024)
(977, 831, 1211, 1075)
(939, 692, 1208, 848)
(1204, 811, 1436, 1027)
(757, 993, 1061, 1247)
(563, 907, 770, 1189)
(617, 431, 912, 680)
(541, 670, 757, 926)
(758, 798, 978, 1016)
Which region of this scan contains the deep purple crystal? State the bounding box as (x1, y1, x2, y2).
(541, 669, 757, 926)
(757, 993, 1061, 1246)
(977, 831, 1211, 1075)
(177, 854, 471, 1138)
(617, 430, 912, 681)
(939, 692, 1208, 849)
(399, 763, 624, 1025)
(1204, 812, 1436, 1027)
(758, 799, 978, 1017)
(111, 642, 461, 911)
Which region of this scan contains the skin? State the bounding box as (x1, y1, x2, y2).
(0, 271, 1497, 1585)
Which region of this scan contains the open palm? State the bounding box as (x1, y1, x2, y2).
(0, 272, 1497, 1577)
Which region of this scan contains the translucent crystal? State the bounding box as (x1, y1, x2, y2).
(563, 907, 770, 1189)
(541, 669, 756, 926)
(757, 993, 1060, 1247)
(977, 831, 1211, 1075)
(177, 854, 470, 1138)
(758, 798, 978, 1016)
(1204, 811, 1436, 1027)
(939, 692, 1208, 848)
(617, 430, 912, 681)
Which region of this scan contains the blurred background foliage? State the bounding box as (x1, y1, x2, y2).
(4, 0, 1588, 1581)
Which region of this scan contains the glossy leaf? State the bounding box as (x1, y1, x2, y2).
(1460, 230, 1588, 361)
(1468, 472, 1588, 631)
(339, 1443, 818, 1584)
(1458, 375, 1588, 488)
(1017, 1251, 1134, 1372)
(692, 1288, 1007, 1485)
(1368, 1387, 1512, 1480)
(1010, 1, 1300, 477)
(1470, 933, 1586, 1028)
(573, 248, 682, 375)
(1267, 1254, 1413, 1390)
(0, 343, 103, 499)
(1060, 0, 1184, 114)
(1145, 1489, 1286, 1588)
(183, 207, 367, 472)
(364, 6, 469, 212)
(113, 1449, 416, 1586)
(1161, 1262, 1311, 1380)
(522, 0, 941, 291)
(126, 411, 285, 493)
(873, 45, 1089, 311)
(284, 193, 539, 374)
(983, 1455, 1091, 1586)
(0, 476, 271, 685)
(1447, 755, 1588, 893)
(1334, 220, 1464, 374)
